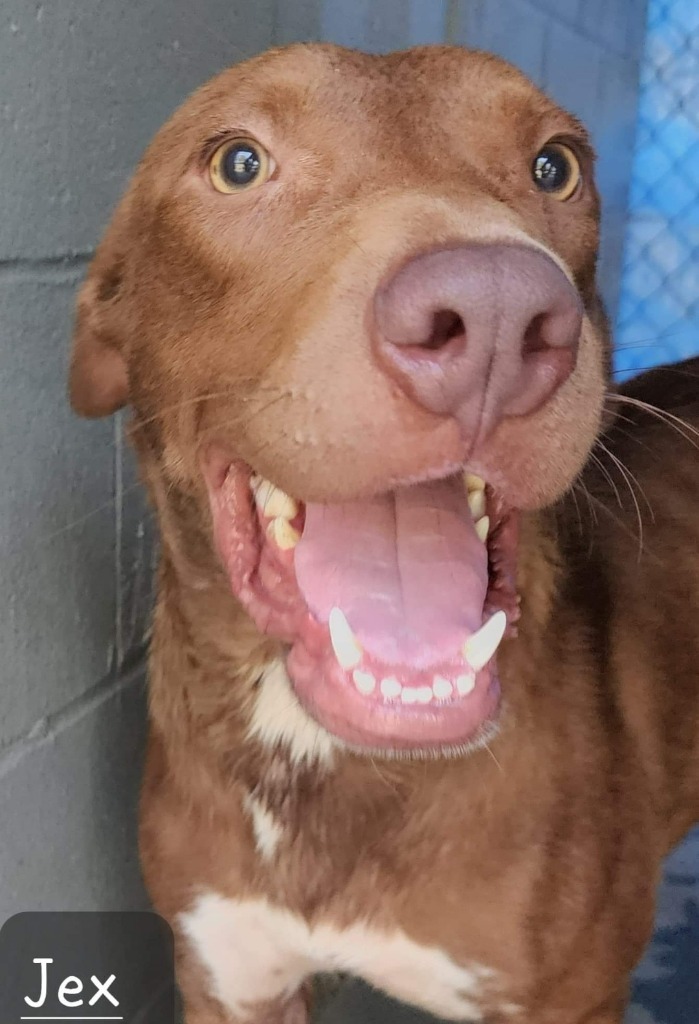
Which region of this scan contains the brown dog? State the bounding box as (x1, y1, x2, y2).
(68, 43, 699, 1024)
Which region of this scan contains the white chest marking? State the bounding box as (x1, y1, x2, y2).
(243, 794, 284, 861)
(180, 893, 498, 1021)
(247, 660, 338, 769)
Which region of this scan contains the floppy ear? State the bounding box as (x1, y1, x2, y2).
(69, 195, 134, 418)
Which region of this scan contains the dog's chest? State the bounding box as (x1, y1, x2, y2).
(180, 891, 506, 1021)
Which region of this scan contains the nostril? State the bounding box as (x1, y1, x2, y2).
(422, 309, 466, 352)
(522, 312, 551, 355)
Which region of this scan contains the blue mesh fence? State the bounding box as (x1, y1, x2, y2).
(615, 0, 699, 380)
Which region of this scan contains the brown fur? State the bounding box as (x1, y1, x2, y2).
(69, 44, 699, 1024)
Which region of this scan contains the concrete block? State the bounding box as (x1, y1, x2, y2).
(0, 669, 149, 919)
(454, 0, 549, 86)
(542, 19, 605, 126)
(274, 0, 323, 44)
(0, 274, 115, 747)
(0, 0, 276, 260)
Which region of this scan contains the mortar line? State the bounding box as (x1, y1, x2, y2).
(0, 251, 92, 282)
(0, 658, 146, 779)
(0, 251, 92, 270)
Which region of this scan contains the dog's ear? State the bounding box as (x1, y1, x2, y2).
(69, 194, 134, 418)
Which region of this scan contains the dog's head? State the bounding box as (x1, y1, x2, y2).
(70, 44, 608, 757)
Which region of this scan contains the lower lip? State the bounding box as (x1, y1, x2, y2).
(287, 642, 502, 752)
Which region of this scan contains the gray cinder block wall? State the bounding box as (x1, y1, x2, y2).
(0, 0, 646, 952)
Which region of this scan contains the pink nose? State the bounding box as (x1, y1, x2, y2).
(374, 244, 582, 437)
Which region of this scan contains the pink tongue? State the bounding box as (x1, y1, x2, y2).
(294, 477, 488, 667)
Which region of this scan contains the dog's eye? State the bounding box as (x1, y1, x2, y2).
(532, 143, 581, 201)
(209, 137, 273, 193)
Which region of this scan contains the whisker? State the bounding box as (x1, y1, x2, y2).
(484, 741, 504, 774)
(50, 385, 293, 546)
(369, 757, 403, 796)
(199, 391, 293, 455)
(588, 449, 623, 510)
(605, 420, 658, 459)
(568, 481, 585, 535)
(595, 440, 651, 560)
(35, 480, 148, 545)
(607, 394, 699, 451)
(573, 479, 598, 528)
(576, 489, 647, 553)
(613, 327, 692, 350)
(611, 364, 699, 377)
(129, 380, 284, 435)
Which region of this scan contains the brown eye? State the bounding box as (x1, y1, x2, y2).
(209, 137, 273, 193)
(532, 143, 581, 201)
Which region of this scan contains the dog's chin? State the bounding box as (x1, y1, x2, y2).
(202, 452, 520, 757)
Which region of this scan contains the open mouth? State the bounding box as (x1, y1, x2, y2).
(204, 457, 519, 754)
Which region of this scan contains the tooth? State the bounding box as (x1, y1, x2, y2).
(401, 687, 420, 705)
(463, 610, 507, 672)
(432, 676, 454, 700)
(465, 473, 485, 493)
(253, 477, 299, 519)
(353, 670, 376, 695)
(266, 517, 301, 551)
(468, 489, 486, 520)
(381, 677, 402, 700)
(475, 516, 490, 543)
(416, 686, 433, 704)
(329, 607, 363, 670)
(457, 672, 476, 695)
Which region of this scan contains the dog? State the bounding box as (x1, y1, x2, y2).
(68, 43, 699, 1024)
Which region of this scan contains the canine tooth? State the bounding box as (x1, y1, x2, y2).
(381, 677, 402, 699)
(457, 673, 476, 695)
(468, 489, 486, 520)
(462, 610, 507, 672)
(353, 670, 376, 695)
(475, 516, 490, 543)
(253, 477, 298, 519)
(266, 517, 301, 551)
(432, 676, 454, 700)
(401, 687, 420, 705)
(329, 607, 363, 670)
(465, 473, 485, 493)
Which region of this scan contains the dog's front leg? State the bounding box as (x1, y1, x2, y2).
(176, 947, 312, 1024)
(180, 987, 311, 1024)
(174, 904, 313, 1024)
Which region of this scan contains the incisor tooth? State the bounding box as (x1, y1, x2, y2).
(456, 673, 476, 695)
(432, 676, 454, 700)
(329, 607, 363, 670)
(475, 515, 490, 543)
(462, 610, 507, 672)
(416, 686, 433, 704)
(465, 473, 485, 493)
(401, 687, 420, 705)
(253, 477, 299, 519)
(266, 517, 301, 551)
(353, 670, 376, 695)
(381, 677, 402, 699)
(468, 489, 486, 520)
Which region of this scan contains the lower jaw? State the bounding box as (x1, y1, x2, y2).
(288, 639, 502, 754)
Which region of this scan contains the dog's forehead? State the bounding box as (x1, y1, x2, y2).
(165, 43, 564, 156)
